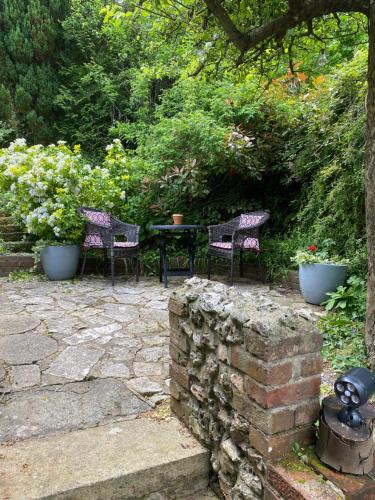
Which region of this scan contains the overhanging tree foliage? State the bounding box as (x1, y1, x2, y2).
(203, 0, 368, 53)
(192, 0, 375, 367)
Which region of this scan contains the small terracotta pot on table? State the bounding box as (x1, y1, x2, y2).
(172, 214, 184, 225)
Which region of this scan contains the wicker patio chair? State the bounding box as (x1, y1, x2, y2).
(207, 211, 269, 285)
(78, 207, 140, 286)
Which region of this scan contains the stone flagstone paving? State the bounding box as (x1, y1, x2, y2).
(0, 275, 322, 444)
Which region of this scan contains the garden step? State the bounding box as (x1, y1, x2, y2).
(4, 241, 34, 253)
(0, 215, 14, 225)
(0, 224, 22, 233)
(0, 417, 210, 500)
(0, 231, 26, 241)
(0, 253, 35, 276)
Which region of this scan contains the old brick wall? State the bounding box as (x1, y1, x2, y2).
(169, 278, 322, 499)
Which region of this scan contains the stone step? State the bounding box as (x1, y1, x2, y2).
(0, 417, 210, 500)
(0, 224, 21, 233)
(0, 231, 26, 241)
(0, 215, 14, 225)
(0, 253, 35, 276)
(4, 240, 34, 253)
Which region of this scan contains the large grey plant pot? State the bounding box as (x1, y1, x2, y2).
(299, 263, 348, 305)
(41, 244, 80, 281)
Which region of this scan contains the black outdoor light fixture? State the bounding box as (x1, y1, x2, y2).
(334, 367, 375, 428)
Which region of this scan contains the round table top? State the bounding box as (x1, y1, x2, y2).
(151, 224, 205, 231)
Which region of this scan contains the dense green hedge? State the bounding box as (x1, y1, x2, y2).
(118, 50, 368, 279)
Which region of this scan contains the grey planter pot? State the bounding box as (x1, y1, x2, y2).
(41, 244, 80, 281)
(299, 263, 348, 305)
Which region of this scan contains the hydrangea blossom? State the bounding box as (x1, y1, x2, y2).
(0, 139, 133, 242)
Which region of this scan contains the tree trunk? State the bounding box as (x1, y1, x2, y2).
(365, 1, 375, 369)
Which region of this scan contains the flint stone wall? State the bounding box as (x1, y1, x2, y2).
(168, 278, 322, 499)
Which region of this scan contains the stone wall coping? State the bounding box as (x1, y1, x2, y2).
(171, 277, 319, 341)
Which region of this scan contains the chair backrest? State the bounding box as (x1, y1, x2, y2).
(238, 213, 264, 229)
(238, 212, 269, 229)
(79, 208, 111, 227)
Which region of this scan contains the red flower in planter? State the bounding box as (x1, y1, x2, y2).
(309, 245, 317, 252)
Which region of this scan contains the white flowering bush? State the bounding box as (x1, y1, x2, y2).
(0, 139, 131, 242)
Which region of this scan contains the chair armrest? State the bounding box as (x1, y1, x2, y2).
(207, 221, 237, 243)
(111, 216, 140, 243)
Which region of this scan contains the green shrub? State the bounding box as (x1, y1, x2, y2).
(285, 50, 367, 272)
(8, 269, 36, 282)
(323, 275, 367, 321)
(260, 233, 308, 281)
(320, 273, 368, 373)
(320, 314, 367, 372)
(0, 139, 132, 242)
(0, 237, 8, 254)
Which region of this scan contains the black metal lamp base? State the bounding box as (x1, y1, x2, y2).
(337, 407, 364, 428)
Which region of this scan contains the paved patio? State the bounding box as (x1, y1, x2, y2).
(0, 275, 322, 444)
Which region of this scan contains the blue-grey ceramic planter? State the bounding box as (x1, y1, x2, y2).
(299, 263, 348, 305)
(41, 244, 80, 281)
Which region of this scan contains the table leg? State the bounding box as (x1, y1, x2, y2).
(160, 234, 168, 288)
(159, 247, 163, 283)
(188, 232, 194, 277)
(162, 254, 168, 288)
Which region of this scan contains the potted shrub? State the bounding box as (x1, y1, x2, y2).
(0, 139, 130, 281)
(291, 243, 349, 305)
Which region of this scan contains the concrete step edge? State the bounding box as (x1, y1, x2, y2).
(0, 417, 210, 500)
(0, 252, 34, 257)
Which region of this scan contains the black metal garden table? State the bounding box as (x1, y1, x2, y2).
(150, 224, 205, 288)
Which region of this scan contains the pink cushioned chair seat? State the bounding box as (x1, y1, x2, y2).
(83, 235, 138, 249)
(210, 238, 260, 251)
(114, 241, 139, 248)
